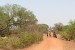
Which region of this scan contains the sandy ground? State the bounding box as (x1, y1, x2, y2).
(22, 36, 63, 50)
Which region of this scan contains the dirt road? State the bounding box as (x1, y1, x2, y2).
(18, 34, 75, 50)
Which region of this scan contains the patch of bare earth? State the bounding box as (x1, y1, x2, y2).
(63, 40, 75, 50)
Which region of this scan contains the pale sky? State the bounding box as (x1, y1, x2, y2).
(0, 0, 75, 26)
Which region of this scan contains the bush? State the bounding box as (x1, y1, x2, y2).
(8, 36, 23, 49)
(0, 37, 7, 48)
(19, 32, 43, 47)
(0, 32, 43, 49)
(61, 22, 75, 40)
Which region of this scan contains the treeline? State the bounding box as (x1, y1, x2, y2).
(52, 20, 75, 41)
(0, 4, 49, 50)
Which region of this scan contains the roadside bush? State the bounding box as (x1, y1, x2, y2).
(8, 36, 23, 49)
(0, 37, 7, 48)
(19, 32, 43, 47)
(0, 32, 43, 49)
(61, 20, 75, 41)
(0, 30, 43, 49)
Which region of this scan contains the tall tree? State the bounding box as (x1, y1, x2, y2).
(0, 4, 38, 36)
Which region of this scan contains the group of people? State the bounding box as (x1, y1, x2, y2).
(47, 29, 57, 38)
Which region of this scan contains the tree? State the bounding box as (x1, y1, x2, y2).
(0, 4, 38, 36)
(36, 24, 49, 33)
(54, 23, 63, 31)
(0, 6, 10, 36)
(61, 20, 75, 40)
(24, 24, 49, 33)
(52, 23, 64, 34)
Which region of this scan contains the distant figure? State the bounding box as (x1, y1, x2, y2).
(47, 32, 48, 37)
(53, 31, 57, 38)
(49, 32, 51, 37)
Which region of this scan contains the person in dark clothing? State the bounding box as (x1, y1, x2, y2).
(47, 32, 48, 37)
(53, 31, 57, 38)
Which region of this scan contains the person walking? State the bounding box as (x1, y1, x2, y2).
(47, 32, 48, 37)
(53, 31, 57, 38)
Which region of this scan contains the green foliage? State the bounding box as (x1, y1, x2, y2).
(61, 20, 75, 40)
(0, 4, 38, 36)
(19, 32, 43, 47)
(36, 24, 49, 33)
(25, 24, 49, 33)
(0, 32, 43, 49)
(54, 23, 63, 31)
(0, 37, 7, 48)
(52, 23, 64, 34)
(0, 4, 44, 49)
(8, 36, 22, 48)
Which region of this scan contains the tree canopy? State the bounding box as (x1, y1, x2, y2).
(0, 4, 38, 36)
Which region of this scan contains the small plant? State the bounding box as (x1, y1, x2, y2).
(0, 37, 7, 49)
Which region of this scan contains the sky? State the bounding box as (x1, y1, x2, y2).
(0, 0, 75, 26)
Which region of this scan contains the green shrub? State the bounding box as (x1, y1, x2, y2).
(19, 32, 43, 47)
(8, 36, 23, 48)
(0, 37, 7, 48)
(61, 32, 68, 40)
(4, 32, 43, 49)
(0, 32, 43, 49)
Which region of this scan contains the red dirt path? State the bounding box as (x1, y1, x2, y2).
(17, 34, 75, 50)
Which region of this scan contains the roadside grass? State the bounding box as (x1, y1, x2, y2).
(0, 32, 43, 50)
